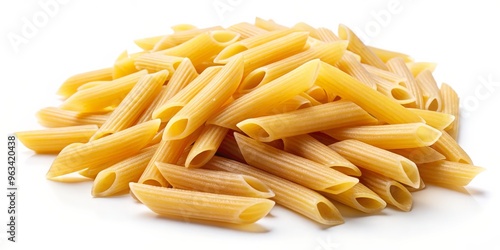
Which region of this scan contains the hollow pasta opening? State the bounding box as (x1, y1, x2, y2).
(93, 172, 117, 196)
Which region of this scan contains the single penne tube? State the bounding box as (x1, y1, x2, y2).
(77, 80, 107, 91)
(45, 119, 160, 179)
(216, 133, 245, 162)
(321, 183, 387, 214)
(328, 139, 421, 188)
(129, 183, 275, 224)
(134, 53, 184, 77)
(418, 160, 484, 187)
(157, 30, 240, 71)
(254, 17, 288, 31)
(360, 169, 413, 212)
(415, 69, 442, 111)
(153, 66, 222, 121)
(372, 74, 416, 106)
(138, 128, 201, 187)
(16, 125, 98, 154)
(316, 62, 423, 124)
(337, 52, 377, 90)
(235, 133, 358, 194)
(60, 70, 148, 113)
(431, 132, 473, 164)
(325, 123, 442, 149)
(91, 71, 168, 141)
(152, 25, 224, 51)
(386, 57, 424, 109)
(389, 147, 446, 164)
(407, 108, 455, 130)
(367, 46, 413, 63)
(227, 22, 268, 39)
(269, 95, 313, 114)
(163, 56, 243, 140)
(215, 29, 295, 62)
(113, 50, 140, 79)
(363, 63, 407, 85)
(315, 27, 340, 42)
(135, 86, 169, 124)
(134, 35, 165, 51)
(237, 100, 378, 142)
(440, 83, 460, 140)
(205, 156, 344, 225)
(406, 62, 437, 77)
(282, 134, 361, 176)
(338, 24, 388, 70)
(239, 41, 347, 94)
(185, 125, 228, 168)
(57, 67, 113, 98)
(156, 162, 274, 198)
(215, 32, 309, 76)
(36, 107, 109, 128)
(208, 59, 320, 130)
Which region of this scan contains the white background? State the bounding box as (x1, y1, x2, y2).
(1, 0, 500, 249)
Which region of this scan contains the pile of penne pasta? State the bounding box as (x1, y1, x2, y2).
(17, 18, 484, 226)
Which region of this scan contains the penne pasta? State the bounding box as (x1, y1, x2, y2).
(254, 17, 288, 31)
(130, 183, 275, 224)
(390, 147, 446, 164)
(363, 63, 407, 85)
(185, 125, 228, 168)
(322, 183, 387, 214)
(415, 69, 442, 111)
(163, 55, 243, 140)
(216, 133, 245, 162)
(338, 24, 388, 70)
(134, 53, 184, 77)
(60, 70, 148, 113)
(337, 52, 377, 90)
(238, 100, 378, 142)
(205, 156, 344, 225)
(113, 50, 140, 79)
(360, 169, 413, 211)
(91, 71, 168, 141)
(406, 62, 437, 77)
(329, 139, 421, 188)
(36, 107, 109, 128)
(16, 125, 98, 154)
(386, 57, 423, 109)
(315, 27, 340, 42)
(227, 22, 268, 39)
(269, 95, 314, 114)
(208, 59, 320, 130)
(46, 119, 160, 179)
(372, 74, 416, 106)
(157, 163, 274, 198)
(325, 123, 442, 149)
(152, 26, 224, 52)
(134, 35, 165, 51)
(367, 46, 413, 63)
(418, 160, 484, 187)
(235, 133, 358, 194)
(431, 132, 473, 164)
(57, 67, 113, 98)
(440, 83, 460, 140)
(407, 108, 455, 130)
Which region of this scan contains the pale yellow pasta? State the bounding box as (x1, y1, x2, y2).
(389, 147, 445, 164)
(238, 101, 378, 142)
(322, 183, 387, 214)
(282, 134, 361, 176)
(135, 86, 169, 124)
(91, 71, 168, 141)
(134, 35, 165, 51)
(46, 119, 160, 179)
(185, 124, 228, 168)
(309, 132, 339, 145)
(254, 17, 288, 31)
(386, 57, 424, 109)
(36, 107, 109, 128)
(316, 62, 423, 124)
(153, 66, 221, 121)
(164, 56, 243, 140)
(134, 53, 184, 77)
(338, 24, 388, 70)
(216, 29, 295, 62)
(129, 183, 275, 224)
(372, 74, 416, 106)
(156, 162, 274, 198)
(157, 30, 240, 71)
(16, 125, 98, 154)
(315, 27, 340, 42)
(329, 139, 421, 188)
(431, 132, 473, 164)
(91, 144, 158, 197)
(325, 123, 442, 149)
(440, 83, 460, 140)
(60, 70, 148, 113)
(215, 32, 309, 76)
(363, 63, 407, 85)
(57, 67, 113, 98)
(152, 26, 223, 51)
(305, 85, 329, 103)
(407, 108, 455, 130)
(170, 24, 197, 32)
(406, 62, 437, 77)
(240, 41, 347, 94)
(360, 169, 413, 211)
(269, 95, 313, 114)
(216, 133, 245, 162)
(235, 133, 358, 194)
(418, 160, 484, 187)
(367, 46, 413, 63)
(76, 80, 107, 91)
(227, 22, 268, 39)
(337, 52, 377, 89)
(113, 50, 140, 79)
(415, 69, 442, 111)
(205, 156, 344, 225)
(208, 59, 320, 130)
